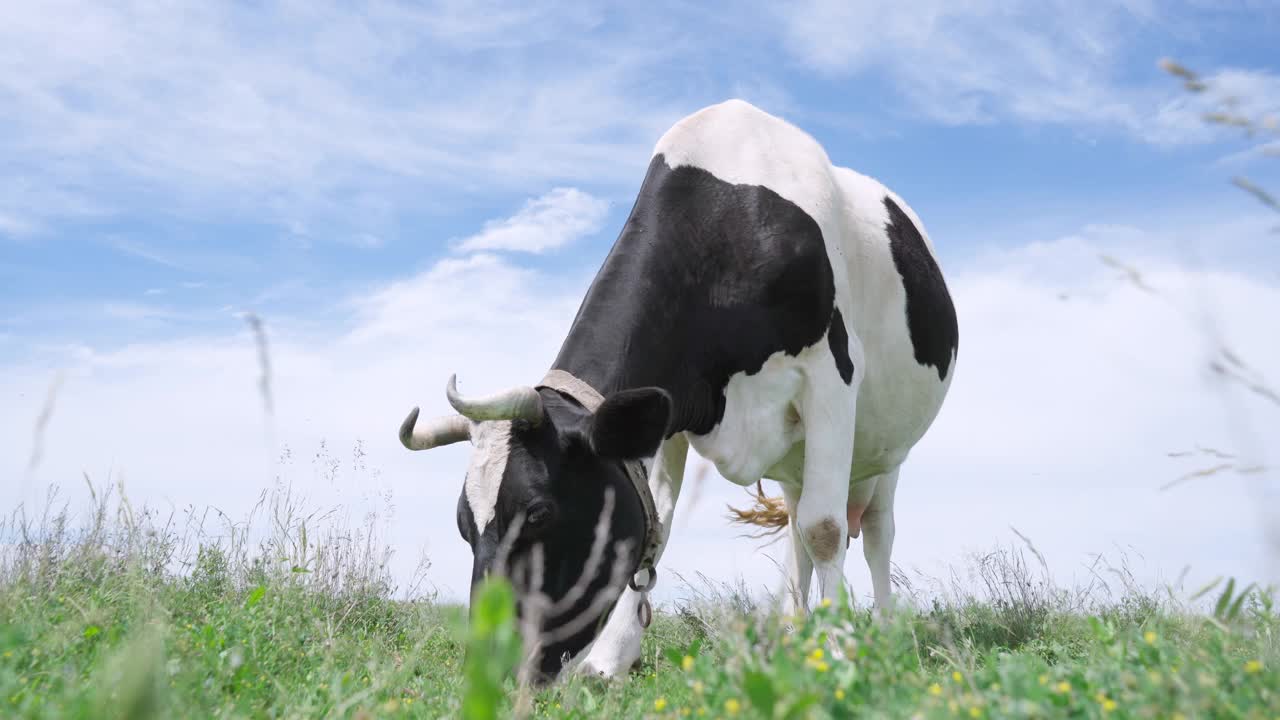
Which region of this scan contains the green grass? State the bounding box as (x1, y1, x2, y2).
(2, 481, 1276, 719)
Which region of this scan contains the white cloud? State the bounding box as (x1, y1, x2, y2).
(101, 301, 182, 323)
(3, 215, 1278, 607)
(0, 1, 694, 236)
(1215, 139, 1280, 169)
(348, 233, 385, 250)
(454, 188, 610, 254)
(4, 0, 1274, 247)
(776, 1, 1143, 126)
(1147, 67, 1280, 147)
(108, 239, 189, 271)
(773, 0, 1280, 145)
(0, 210, 37, 238)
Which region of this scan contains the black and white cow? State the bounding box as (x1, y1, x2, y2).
(398, 99, 958, 680)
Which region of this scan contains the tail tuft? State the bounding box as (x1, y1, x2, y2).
(725, 480, 790, 538)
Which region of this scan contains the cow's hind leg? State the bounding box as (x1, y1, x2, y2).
(572, 433, 689, 679)
(861, 467, 899, 612)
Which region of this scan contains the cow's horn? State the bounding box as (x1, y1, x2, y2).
(399, 407, 472, 450)
(445, 374, 544, 424)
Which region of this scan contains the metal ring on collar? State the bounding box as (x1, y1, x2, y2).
(629, 567, 658, 593)
(637, 595, 653, 628)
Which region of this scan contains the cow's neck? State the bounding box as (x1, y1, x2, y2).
(550, 224, 722, 435)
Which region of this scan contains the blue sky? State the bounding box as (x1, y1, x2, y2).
(3, 1, 1279, 605)
(4, 0, 1279, 349)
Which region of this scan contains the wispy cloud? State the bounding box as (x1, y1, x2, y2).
(0, 1, 693, 237)
(0, 210, 37, 238)
(1150, 67, 1280, 148)
(4, 0, 1272, 247)
(347, 234, 385, 250)
(101, 301, 183, 323)
(454, 188, 610, 254)
(106, 237, 258, 278)
(772, 0, 1279, 144)
(776, 1, 1143, 125)
(109, 239, 188, 270)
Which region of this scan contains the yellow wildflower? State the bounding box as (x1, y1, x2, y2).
(835, 689, 845, 701)
(952, 671, 963, 683)
(929, 683, 943, 696)
(805, 647, 829, 672)
(1054, 681, 1071, 694)
(1143, 630, 1157, 645)
(696, 709, 706, 717)
(821, 597, 832, 608)
(1037, 674, 1048, 686)
(1102, 698, 1117, 713)
(654, 697, 667, 712)
(1244, 660, 1263, 674)
(968, 707, 982, 718)
(682, 655, 694, 671)
(725, 698, 741, 715)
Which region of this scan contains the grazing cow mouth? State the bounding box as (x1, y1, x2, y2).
(492, 539, 639, 683)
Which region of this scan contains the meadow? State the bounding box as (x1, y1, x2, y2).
(1, 475, 1275, 720)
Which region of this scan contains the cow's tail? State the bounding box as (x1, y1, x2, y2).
(725, 480, 790, 537)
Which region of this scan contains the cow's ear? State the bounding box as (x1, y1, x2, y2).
(587, 387, 672, 460)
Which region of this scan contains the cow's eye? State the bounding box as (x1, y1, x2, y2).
(526, 504, 553, 529)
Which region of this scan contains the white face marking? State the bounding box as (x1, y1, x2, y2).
(464, 420, 512, 535)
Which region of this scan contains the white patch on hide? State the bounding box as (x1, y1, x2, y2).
(465, 420, 512, 535)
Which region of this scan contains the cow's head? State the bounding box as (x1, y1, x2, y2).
(399, 375, 671, 681)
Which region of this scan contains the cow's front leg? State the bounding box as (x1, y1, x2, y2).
(573, 434, 689, 679)
(780, 482, 813, 621)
